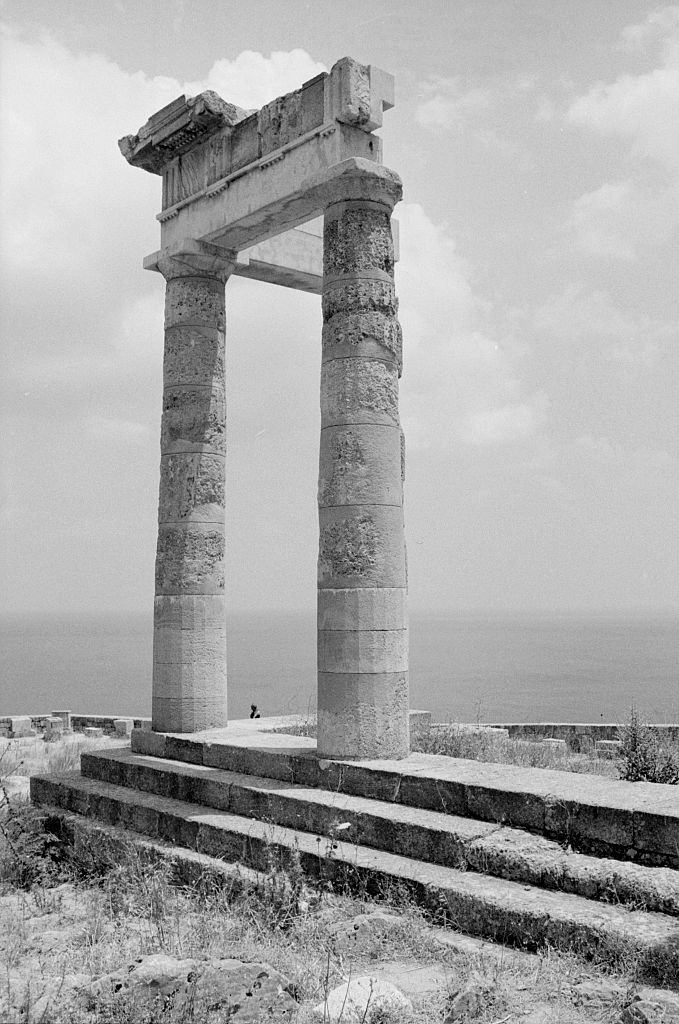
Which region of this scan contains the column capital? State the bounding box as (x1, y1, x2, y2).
(320, 159, 402, 214)
(147, 239, 237, 282)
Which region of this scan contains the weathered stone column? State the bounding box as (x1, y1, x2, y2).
(153, 243, 235, 733)
(317, 169, 408, 759)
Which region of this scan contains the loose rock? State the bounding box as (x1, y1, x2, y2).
(444, 977, 493, 1022)
(312, 976, 412, 1022)
(89, 954, 297, 1021)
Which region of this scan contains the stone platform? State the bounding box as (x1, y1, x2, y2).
(30, 717, 679, 983)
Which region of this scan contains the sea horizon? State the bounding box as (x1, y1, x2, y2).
(2, 608, 678, 726)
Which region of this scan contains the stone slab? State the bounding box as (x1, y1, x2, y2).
(130, 718, 679, 866)
(30, 770, 679, 976)
(80, 746, 679, 916)
(9, 716, 33, 737)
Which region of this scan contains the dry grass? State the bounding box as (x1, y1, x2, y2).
(271, 716, 679, 783)
(0, 733, 128, 780)
(0, 834, 658, 1023)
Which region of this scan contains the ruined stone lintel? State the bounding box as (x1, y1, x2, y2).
(119, 91, 251, 175)
(317, 189, 408, 760)
(152, 247, 231, 732)
(157, 156, 401, 260)
(120, 58, 393, 183)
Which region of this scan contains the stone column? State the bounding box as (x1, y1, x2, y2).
(317, 170, 408, 759)
(152, 243, 235, 733)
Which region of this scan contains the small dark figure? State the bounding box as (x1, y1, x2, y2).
(250, 704, 260, 719)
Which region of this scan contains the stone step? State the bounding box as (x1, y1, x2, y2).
(81, 747, 679, 916)
(132, 724, 679, 868)
(30, 770, 679, 982)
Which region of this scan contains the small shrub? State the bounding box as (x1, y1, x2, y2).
(0, 789, 63, 888)
(617, 707, 679, 784)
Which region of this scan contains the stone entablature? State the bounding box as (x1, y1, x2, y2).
(120, 61, 393, 208)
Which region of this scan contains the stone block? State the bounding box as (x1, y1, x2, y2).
(51, 710, 72, 730)
(545, 799, 634, 853)
(318, 424, 402, 507)
(229, 113, 258, 173)
(322, 310, 402, 365)
(9, 716, 33, 738)
(114, 718, 135, 737)
(318, 628, 408, 674)
(160, 386, 225, 456)
(164, 735, 205, 764)
(318, 587, 407, 631)
(153, 623, 226, 668)
(154, 593, 227, 630)
(158, 452, 225, 523)
(634, 810, 679, 866)
(321, 358, 399, 428)
(324, 204, 394, 277)
(317, 670, 409, 759)
(164, 276, 225, 330)
(154, 524, 225, 593)
(152, 695, 227, 733)
(132, 729, 167, 758)
(465, 784, 545, 831)
(318, 505, 406, 589)
(44, 716, 64, 738)
(541, 739, 567, 751)
(83, 727, 104, 738)
(322, 277, 396, 321)
(163, 326, 224, 387)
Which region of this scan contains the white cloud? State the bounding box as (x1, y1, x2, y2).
(568, 180, 638, 258)
(532, 283, 674, 361)
(621, 5, 679, 52)
(460, 395, 548, 446)
(564, 8, 679, 259)
(0, 27, 325, 395)
(397, 204, 545, 448)
(185, 50, 326, 110)
(416, 76, 493, 132)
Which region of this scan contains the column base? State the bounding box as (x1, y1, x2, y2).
(317, 671, 409, 759)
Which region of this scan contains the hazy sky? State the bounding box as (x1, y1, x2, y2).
(1, 0, 678, 616)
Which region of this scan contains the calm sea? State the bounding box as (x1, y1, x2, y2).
(1, 611, 678, 724)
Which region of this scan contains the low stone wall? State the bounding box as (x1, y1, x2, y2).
(485, 722, 679, 745)
(2, 713, 678, 744)
(0, 713, 151, 738)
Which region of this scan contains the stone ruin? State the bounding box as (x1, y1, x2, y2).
(120, 57, 408, 759)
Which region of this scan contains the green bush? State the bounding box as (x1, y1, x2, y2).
(617, 707, 679, 784)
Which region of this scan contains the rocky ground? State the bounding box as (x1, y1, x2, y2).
(1, 733, 678, 1022)
(2, 830, 679, 1022)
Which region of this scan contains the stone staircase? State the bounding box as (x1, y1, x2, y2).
(30, 719, 679, 985)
